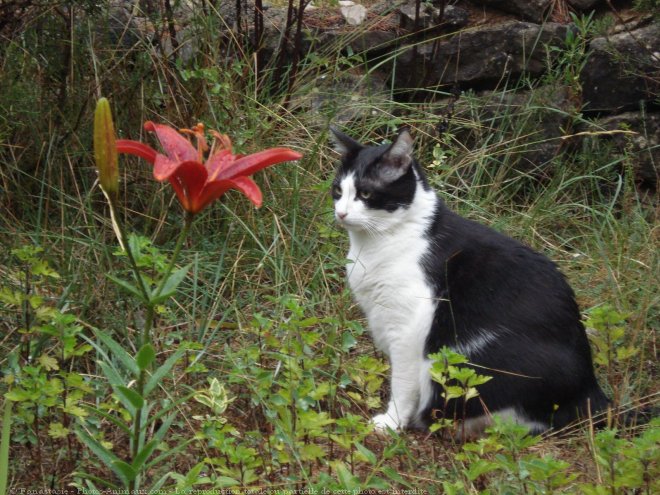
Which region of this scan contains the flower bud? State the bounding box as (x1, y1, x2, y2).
(94, 98, 119, 195)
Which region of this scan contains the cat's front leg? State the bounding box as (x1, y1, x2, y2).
(372, 346, 421, 431)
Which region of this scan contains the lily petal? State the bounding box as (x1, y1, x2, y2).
(116, 139, 158, 163)
(153, 153, 201, 182)
(195, 176, 263, 212)
(144, 121, 199, 163)
(205, 149, 235, 181)
(164, 160, 208, 213)
(216, 148, 303, 180)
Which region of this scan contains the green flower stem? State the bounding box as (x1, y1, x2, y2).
(129, 212, 193, 491)
(105, 189, 194, 491)
(154, 211, 194, 299)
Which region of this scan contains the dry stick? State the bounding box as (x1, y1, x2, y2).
(274, 0, 296, 90)
(163, 0, 179, 52)
(254, 0, 264, 76)
(283, 0, 310, 108)
(236, 0, 242, 38)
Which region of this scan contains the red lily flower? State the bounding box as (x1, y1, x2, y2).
(116, 122, 302, 214)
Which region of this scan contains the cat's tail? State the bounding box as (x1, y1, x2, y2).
(550, 384, 610, 431)
(551, 388, 659, 434)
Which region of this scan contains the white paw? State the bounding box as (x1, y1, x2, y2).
(371, 412, 401, 431)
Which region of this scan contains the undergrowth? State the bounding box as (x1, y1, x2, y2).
(0, 1, 657, 492)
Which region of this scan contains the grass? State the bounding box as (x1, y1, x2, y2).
(0, 1, 658, 492)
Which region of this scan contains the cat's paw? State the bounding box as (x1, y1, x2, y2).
(371, 412, 401, 432)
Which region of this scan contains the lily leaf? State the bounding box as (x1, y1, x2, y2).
(151, 264, 191, 304)
(116, 386, 144, 412)
(136, 344, 156, 371)
(106, 274, 148, 304)
(112, 460, 137, 482)
(93, 328, 140, 377)
(132, 439, 158, 472)
(75, 427, 129, 485)
(144, 346, 186, 396)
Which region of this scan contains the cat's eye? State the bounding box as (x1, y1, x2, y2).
(358, 190, 372, 200)
(332, 185, 342, 197)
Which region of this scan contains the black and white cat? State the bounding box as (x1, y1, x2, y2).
(330, 127, 609, 434)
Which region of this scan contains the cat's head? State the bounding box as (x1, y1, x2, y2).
(330, 127, 425, 233)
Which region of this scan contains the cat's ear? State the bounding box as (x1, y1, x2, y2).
(379, 128, 414, 182)
(330, 126, 362, 157)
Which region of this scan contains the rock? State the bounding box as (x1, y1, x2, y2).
(346, 29, 400, 53)
(473, 0, 552, 23)
(395, 21, 567, 90)
(580, 21, 660, 114)
(291, 71, 390, 125)
(512, 85, 577, 170)
(566, 0, 602, 11)
(469, 85, 578, 171)
(107, 1, 140, 48)
(370, 0, 406, 15)
(591, 111, 660, 193)
(315, 26, 400, 56)
(399, 2, 469, 34)
(339, 1, 367, 26)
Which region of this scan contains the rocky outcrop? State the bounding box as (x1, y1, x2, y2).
(398, 2, 469, 34)
(567, 0, 602, 10)
(395, 22, 567, 89)
(591, 112, 660, 192)
(580, 21, 660, 114)
(448, 84, 579, 171)
(473, 0, 552, 22)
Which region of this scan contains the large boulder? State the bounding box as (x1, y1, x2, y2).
(398, 2, 469, 34)
(394, 21, 567, 90)
(473, 0, 552, 23)
(580, 21, 660, 114)
(291, 71, 390, 125)
(459, 84, 578, 171)
(591, 111, 660, 194)
(567, 0, 602, 11)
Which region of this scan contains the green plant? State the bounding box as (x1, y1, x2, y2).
(443, 416, 576, 494)
(428, 347, 492, 437)
(546, 12, 594, 91)
(0, 399, 11, 495)
(586, 304, 640, 411)
(582, 419, 660, 494)
(587, 305, 637, 374)
(633, 0, 660, 18)
(1, 245, 92, 479)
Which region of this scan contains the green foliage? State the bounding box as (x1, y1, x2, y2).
(546, 12, 594, 91)
(581, 420, 660, 494)
(75, 328, 190, 490)
(0, 399, 12, 495)
(586, 305, 638, 371)
(428, 347, 492, 435)
(634, 0, 660, 18)
(1, 246, 92, 449)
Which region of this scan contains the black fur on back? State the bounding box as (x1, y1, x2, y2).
(420, 200, 609, 430)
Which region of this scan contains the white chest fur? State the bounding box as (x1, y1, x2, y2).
(345, 187, 438, 356)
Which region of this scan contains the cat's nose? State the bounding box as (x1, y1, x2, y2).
(337, 212, 348, 220)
